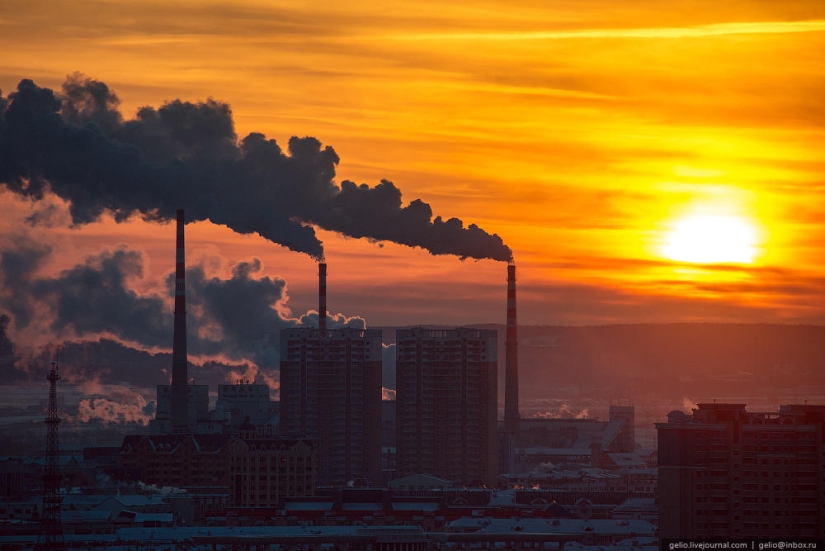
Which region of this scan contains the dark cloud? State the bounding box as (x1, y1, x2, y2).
(0, 74, 511, 262)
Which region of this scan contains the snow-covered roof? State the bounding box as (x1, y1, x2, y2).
(283, 501, 334, 511)
(447, 517, 657, 536)
(341, 503, 383, 511)
(613, 498, 656, 513)
(391, 502, 440, 512)
(389, 473, 453, 488)
(605, 454, 647, 468)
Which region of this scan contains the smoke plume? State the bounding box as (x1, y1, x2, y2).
(0, 74, 512, 262)
(0, 230, 362, 380)
(76, 395, 156, 426)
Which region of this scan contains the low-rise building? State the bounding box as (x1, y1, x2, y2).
(228, 421, 315, 508)
(120, 434, 229, 489)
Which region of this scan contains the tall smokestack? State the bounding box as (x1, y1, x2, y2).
(319, 262, 327, 334)
(504, 263, 519, 433)
(171, 208, 189, 429)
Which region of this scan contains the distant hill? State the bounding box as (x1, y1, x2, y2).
(381, 323, 825, 403)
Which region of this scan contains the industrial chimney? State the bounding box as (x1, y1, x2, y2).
(318, 262, 327, 334)
(170, 208, 189, 429)
(504, 263, 519, 433)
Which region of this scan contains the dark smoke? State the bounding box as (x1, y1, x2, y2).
(35, 248, 171, 346)
(0, 314, 24, 383)
(0, 239, 171, 353)
(0, 236, 51, 330)
(0, 74, 512, 262)
(183, 259, 295, 366)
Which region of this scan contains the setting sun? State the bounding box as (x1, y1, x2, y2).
(662, 214, 759, 264)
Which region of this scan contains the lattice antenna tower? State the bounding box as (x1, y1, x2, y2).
(36, 361, 64, 550)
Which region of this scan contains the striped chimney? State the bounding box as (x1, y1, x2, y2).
(504, 263, 520, 433)
(319, 262, 327, 333)
(171, 209, 189, 429)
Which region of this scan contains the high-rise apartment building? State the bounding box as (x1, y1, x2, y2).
(396, 327, 498, 486)
(279, 327, 383, 488)
(657, 402, 825, 539)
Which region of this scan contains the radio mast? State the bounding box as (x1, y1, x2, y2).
(36, 361, 64, 550)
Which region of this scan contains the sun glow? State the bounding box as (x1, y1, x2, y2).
(662, 214, 759, 264)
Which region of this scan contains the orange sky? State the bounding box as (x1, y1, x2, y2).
(2, 0, 825, 343)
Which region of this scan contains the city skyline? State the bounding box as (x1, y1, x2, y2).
(2, 2, 825, 394)
(3, 4, 825, 542)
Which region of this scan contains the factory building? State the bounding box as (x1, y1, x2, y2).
(514, 404, 637, 470)
(150, 385, 211, 434)
(148, 210, 277, 435)
(215, 381, 278, 428)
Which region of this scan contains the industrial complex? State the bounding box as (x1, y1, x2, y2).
(1, 209, 823, 550)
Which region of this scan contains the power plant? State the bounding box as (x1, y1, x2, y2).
(28, 201, 822, 543)
(134, 212, 651, 498)
(140, 208, 524, 488)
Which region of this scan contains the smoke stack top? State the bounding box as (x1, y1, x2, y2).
(0, 76, 511, 263)
(319, 262, 327, 333)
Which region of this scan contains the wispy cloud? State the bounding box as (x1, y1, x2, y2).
(390, 20, 825, 41)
